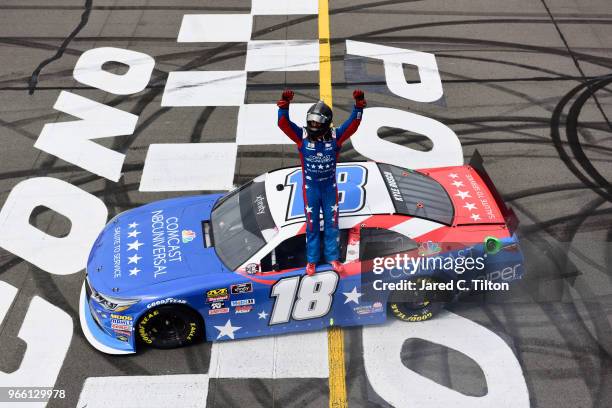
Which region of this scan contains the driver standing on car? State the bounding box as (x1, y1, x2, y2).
(277, 89, 366, 275)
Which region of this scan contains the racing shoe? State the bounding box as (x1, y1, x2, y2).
(306, 262, 316, 276)
(330, 260, 344, 273)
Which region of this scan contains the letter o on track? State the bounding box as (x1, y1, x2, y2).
(74, 47, 155, 95)
(350, 108, 463, 169)
(0, 177, 108, 275)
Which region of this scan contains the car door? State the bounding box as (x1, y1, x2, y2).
(252, 231, 350, 334)
(356, 226, 420, 309)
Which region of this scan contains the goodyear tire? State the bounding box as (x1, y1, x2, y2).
(388, 277, 447, 322)
(137, 305, 204, 349)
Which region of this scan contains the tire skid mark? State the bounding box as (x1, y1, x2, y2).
(27, 0, 92, 94)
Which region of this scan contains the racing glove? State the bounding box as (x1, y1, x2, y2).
(353, 89, 367, 109)
(277, 89, 294, 109)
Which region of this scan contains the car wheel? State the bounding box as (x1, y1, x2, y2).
(137, 305, 204, 349)
(388, 277, 447, 322)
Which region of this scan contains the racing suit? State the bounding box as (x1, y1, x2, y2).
(277, 106, 363, 264)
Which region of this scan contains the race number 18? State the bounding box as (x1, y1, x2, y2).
(269, 271, 339, 325)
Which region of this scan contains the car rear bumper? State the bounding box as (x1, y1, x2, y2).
(79, 282, 136, 355)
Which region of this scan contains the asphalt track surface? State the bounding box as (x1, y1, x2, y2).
(0, 1, 611, 407)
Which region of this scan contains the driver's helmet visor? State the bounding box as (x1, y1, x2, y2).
(306, 112, 329, 125)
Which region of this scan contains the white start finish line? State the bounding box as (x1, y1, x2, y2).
(76, 375, 209, 408)
(139, 143, 238, 192)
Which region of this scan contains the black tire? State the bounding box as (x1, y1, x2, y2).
(137, 305, 204, 349)
(388, 276, 447, 322)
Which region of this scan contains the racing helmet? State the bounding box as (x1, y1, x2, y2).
(306, 101, 333, 139)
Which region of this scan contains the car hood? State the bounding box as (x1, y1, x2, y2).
(87, 193, 227, 296)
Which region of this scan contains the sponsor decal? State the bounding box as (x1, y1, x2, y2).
(182, 229, 196, 243)
(113, 226, 121, 278)
(211, 302, 225, 309)
(231, 282, 253, 294)
(474, 263, 521, 282)
(151, 210, 183, 279)
(464, 173, 496, 220)
(206, 288, 229, 302)
(383, 171, 403, 202)
(209, 307, 230, 315)
(235, 305, 252, 314)
(418, 241, 442, 256)
(254, 195, 267, 215)
(186, 322, 198, 341)
(146, 297, 188, 309)
(110, 314, 133, 321)
(111, 313, 133, 331)
(230, 298, 255, 306)
(111, 323, 132, 331)
(354, 302, 384, 315)
(116, 335, 129, 342)
(245, 263, 259, 274)
(138, 310, 159, 344)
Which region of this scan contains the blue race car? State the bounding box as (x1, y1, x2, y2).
(80, 159, 524, 354)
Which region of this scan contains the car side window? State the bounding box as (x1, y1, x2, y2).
(260, 230, 349, 272)
(359, 227, 418, 260)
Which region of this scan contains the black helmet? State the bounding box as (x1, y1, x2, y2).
(306, 101, 333, 139)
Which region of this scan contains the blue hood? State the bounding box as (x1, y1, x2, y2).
(87, 194, 226, 296)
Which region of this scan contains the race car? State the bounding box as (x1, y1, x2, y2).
(80, 152, 524, 354)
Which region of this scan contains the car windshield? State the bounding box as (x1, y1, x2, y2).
(378, 163, 454, 225)
(211, 177, 276, 270)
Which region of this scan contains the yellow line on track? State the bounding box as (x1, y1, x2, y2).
(318, 0, 333, 107)
(319, 0, 347, 407)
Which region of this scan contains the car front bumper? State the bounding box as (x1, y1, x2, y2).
(79, 282, 136, 355)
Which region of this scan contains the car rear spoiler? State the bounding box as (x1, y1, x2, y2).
(469, 150, 519, 234)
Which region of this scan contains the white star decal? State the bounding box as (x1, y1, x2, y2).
(258, 310, 269, 320)
(127, 254, 141, 264)
(129, 267, 140, 277)
(470, 213, 481, 221)
(305, 206, 313, 213)
(128, 222, 138, 229)
(305, 184, 309, 189)
(455, 190, 471, 200)
(451, 181, 464, 188)
(127, 240, 144, 251)
(318, 164, 324, 169)
(463, 202, 477, 211)
(127, 230, 141, 238)
(214, 319, 242, 340)
(330, 204, 339, 212)
(448, 173, 459, 179)
(343, 287, 362, 304)
(325, 164, 330, 168)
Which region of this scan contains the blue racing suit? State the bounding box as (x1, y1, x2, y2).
(278, 106, 363, 263)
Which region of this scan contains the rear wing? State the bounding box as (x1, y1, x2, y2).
(469, 150, 519, 234)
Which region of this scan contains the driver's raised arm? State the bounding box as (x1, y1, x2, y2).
(277, 89, 303, 146)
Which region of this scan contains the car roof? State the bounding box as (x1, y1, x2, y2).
(264, 161, 395, 228)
